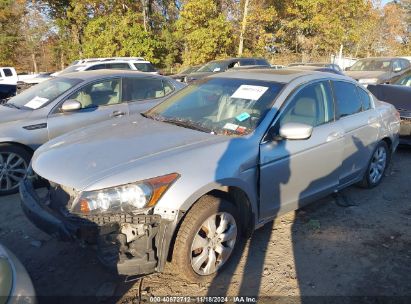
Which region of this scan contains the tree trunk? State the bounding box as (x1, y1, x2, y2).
(238, 0, 250, 57)
(31, 53, 38, 74)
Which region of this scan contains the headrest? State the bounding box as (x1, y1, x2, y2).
(294, 97, 316, 117)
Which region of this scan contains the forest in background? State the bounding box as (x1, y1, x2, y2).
(1, 0, 410, 73)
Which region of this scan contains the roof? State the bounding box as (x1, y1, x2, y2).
(209, 68, 350, 83)
(57, 69, 166, 80)
(209, 57, 267, 63)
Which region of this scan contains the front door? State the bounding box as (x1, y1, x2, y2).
(259, 80, 344, 220)
(47, 77, 129, 140)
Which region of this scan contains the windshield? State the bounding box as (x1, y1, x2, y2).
(146, 78, 284, 136)
(134, 63, 156, 72)
(197, 62, 227, 73)
(59, 65, 86, 75)
(5, 77, 82, 109)
(349, 59, 391, 71)
(395, 71, 411, 86)
(180, 66, 198, 74)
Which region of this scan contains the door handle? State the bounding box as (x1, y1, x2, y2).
(326, 131, 344, 142)
(110, 111, 125, 118)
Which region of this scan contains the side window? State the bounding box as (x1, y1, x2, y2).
(107, 63, 130, 70)
(277, 81, 334, 128)
(3, 69, 13, 77)
(122, 77, 166, 102)
(401, 59, 410, 70)
(87, 64, 107, 71)
(240, 59, 256, 66)
(398, 73, 411, 86)
(357, 87, 372, 111)
(227, 61, 240, 69)
(333, 81, 362, 117)
(67, 78, 121, 108)
(163, 80, 175, 96)
(256, 59, 269, 66)
(392, 60, 401, 71)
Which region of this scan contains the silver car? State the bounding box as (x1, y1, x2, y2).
(20, 69, 400, 282)
(0, 70, 185, 195)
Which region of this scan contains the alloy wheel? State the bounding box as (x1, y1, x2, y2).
(190, 212, 237, 276)
(369, 146, 387, 184)
(0, 152, 28, 192)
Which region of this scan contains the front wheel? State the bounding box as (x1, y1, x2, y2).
(0, 144, 31, 195)
(360, 141, 389, 188)
(171, 195, 241, 283)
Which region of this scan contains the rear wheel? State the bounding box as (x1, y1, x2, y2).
(0, 144, 31, 195)
(360, 141, 389, 188)
(171, 195, 241, 283)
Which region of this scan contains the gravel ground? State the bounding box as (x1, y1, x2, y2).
(0, 148, 410, 304)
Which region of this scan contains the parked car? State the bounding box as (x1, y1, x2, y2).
(169, 65, 202, 82)
(57, 57, 158, 76)
(20, 68, 399, 282)
(0, 243, 36, 303)
(0, 67, 18, 102)
(288, 62, 342, 72)
(345, 57, 411, 85)
(185, 57, 270, 83)
(367, 70, 411, 145)
(0, 70, 184, 195)
(288, 65, 345, 75)
(17, 73, 54, 92)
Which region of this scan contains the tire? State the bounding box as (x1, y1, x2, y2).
(0, 144, 32, 195)
(359, 141, 390, 188)
(171, 195, 242, 283)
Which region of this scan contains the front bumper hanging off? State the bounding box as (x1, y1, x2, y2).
(20, 178, 178, 276)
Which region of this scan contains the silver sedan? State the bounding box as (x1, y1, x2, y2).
(21, 69, 400, 282)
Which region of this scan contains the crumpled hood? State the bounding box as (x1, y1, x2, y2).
(32, 117, 220, 190)
(0, 106, 32, 124)
(345, 70, 388, 81)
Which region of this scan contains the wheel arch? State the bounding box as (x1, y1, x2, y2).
(0, 141, 35, 157)
(166, 183, 257, 263)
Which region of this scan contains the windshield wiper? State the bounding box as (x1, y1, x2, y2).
(2, 103, 20, 109)
(161, 118, 211, 133)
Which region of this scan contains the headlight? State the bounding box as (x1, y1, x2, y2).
(71, 173, 179, 214)
(358, 78, 378, 85)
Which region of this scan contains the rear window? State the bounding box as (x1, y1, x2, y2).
(133, 63, 156, 72)
(333, 81, 362, 117)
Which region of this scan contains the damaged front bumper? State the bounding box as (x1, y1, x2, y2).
(20, 178, 179, 276)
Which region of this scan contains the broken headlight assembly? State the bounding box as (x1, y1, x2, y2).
(71, 173, 179, 214)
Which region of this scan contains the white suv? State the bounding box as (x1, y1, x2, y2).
(57, 57, 158, 75)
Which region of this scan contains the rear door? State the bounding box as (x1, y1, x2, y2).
(124, 77, 176, 115)
(259, 80, 344, 219)
(47, 77, 129, 140)
(331, 81, 379, 186)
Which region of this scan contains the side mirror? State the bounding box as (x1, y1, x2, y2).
(213, 67, 221, 72)
(61, 99, 81, 112)
(279, 122, 313, 140)
(393, 66, 402, 72)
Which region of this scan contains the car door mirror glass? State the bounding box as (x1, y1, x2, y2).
(61, 99, 82, 112)
(279, 122, 313, 140)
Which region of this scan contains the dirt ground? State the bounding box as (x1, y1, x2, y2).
(0, 149, 410, 303)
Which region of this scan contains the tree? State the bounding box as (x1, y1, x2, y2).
(0, 0, 25, 66)
(176, 0, 234, 65)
